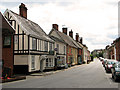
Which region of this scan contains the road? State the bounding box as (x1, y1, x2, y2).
(2, 58, 119, 88)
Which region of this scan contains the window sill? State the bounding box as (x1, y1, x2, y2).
(31, 68, 35, 70)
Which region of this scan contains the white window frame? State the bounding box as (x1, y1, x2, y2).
(46, 58, 53, 67)
(32, 38, 37, 50)
(49, 42, 52, 51)
(31, 56, 35, 69)
(44, 41, 48, 51)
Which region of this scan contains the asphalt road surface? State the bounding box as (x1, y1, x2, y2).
(2, 58, 119, 88)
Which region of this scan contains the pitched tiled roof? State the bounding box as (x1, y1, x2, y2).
(6, 9, 54, 42)
(49, 36, 66, 44)
(53, 29, 82, 48)
(69, 37, 82, 49)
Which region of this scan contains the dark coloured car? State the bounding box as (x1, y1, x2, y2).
(111, 62, 120, 82)
(105, 60, 117, 73)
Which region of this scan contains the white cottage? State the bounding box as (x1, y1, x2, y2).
(3, 3, 55, 73)
(49, 24, 67, 68)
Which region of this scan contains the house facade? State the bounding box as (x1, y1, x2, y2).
(49, 25, 67, 68)
(1, 12, 15, 77)
(107, 43, 116, 59)
(68, 30, 79, 65)
(114, 37, 120, 61)
(4, 3, 55, 73)
(49, 24, 79, 66)
(103, 45, 110, 59)
(75, 33, 83, 64)
(104, 42, 116, 60)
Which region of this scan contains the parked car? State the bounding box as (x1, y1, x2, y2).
(102, 59, 107, 67)
(111, 61, 120, 82)
(105, 60, 117, 73)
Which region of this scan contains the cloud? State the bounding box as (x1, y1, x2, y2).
(0, 0, 119, 51)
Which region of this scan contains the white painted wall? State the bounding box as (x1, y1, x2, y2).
(55, 41, 66, 55)
(14, 55, 28, 65)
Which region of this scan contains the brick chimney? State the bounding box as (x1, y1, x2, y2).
(62, 28, 67, 35)
(52, 24, 58, 30)
(69, 30, 73, 38)
(19, 3, 27, 19)
(79, 37, 83, 44)
(76, 33, 79, 42)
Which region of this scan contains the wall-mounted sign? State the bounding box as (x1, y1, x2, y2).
(54, 48, 57, 51)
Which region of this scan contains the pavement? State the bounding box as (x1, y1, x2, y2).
(2, 59, 119, 88)
(26, 64, 84, 79)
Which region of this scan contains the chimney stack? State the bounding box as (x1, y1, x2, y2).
(76, 33, 79, 42)
(69, 30, 73, 38)
(79, 37, 83, 44)
(19, 3, 27, 19)
(52, 24, 58, 30)
(62, 28, 67, 35)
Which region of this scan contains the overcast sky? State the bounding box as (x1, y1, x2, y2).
(0, 0, 119, 51)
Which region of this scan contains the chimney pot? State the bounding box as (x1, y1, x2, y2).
(19, 3, 27, 19)
(69, 29, 73, 38)
(79, 37, 83, 44)
(62, 28, 67, 35)
(52, 24, 58, 30)
(76, 33, 79, 42)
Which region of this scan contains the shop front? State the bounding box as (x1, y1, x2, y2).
(56, 55, 66, 68)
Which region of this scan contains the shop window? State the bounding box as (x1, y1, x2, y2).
(3, 36, 11, 48)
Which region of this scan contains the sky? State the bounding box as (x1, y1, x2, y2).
(0, 0, 119, 51)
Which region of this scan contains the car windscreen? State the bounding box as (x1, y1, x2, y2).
(108, 61, 115, 65)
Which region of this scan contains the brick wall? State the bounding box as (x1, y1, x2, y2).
(116, 38, 120, 61)
(2, 35, 14, 76)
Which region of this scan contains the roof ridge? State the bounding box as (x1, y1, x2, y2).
(9, 9, 48, 36)
(54, 29, 77, 48)
(7, 9, 54, 42)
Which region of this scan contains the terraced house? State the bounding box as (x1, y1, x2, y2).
(49, 24, 67, 69)
(49, 24, 82, 66)
(3, 3, 55, 74)
(75, 33, 83, 64)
